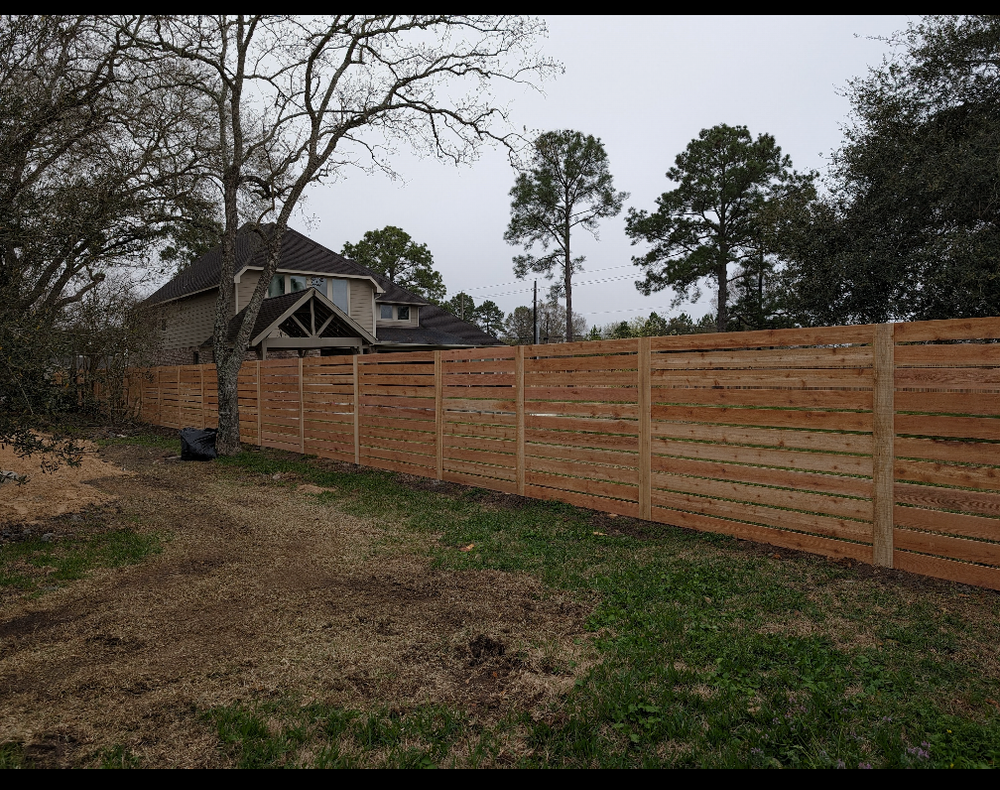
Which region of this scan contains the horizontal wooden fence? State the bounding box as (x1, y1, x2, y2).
(128, 317, 1000, 590)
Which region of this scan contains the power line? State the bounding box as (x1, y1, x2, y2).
(458, 263, 636, 295)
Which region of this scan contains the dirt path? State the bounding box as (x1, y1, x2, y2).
(0, 441, 592, 768)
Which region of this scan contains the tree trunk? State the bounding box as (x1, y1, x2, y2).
(214, 340, 245, 456)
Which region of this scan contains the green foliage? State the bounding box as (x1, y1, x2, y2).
(626, 124, 814, 332)
(342, 226, 446, 303)
(505, 130, 627, 342)
(590, 311, 716, 340)
(472, 299, 505, 337)
(0, 16, 211, 454)
(781, 15, 1000, 325)
(442, 291, 476, 321)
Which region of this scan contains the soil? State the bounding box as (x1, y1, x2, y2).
(0, 439, 130, 523)
(0, 437, 596, 768)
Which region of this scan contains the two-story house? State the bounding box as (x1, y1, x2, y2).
(144, 225, 502, 364)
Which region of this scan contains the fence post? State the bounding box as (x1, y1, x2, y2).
(256, 361, 263, 447)
(872, 323, 895, 567)
(638, 337, 652, 521)
(200, 366, 206, 429)
(516, 346, 525, 497)
(435, 351, 444, 480)
(353, 354, 361, 465)
(299, 357, 305, 454)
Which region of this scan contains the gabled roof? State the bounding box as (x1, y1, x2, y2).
(148, 223, 503, 348)
(144, 225, 385, 306)
(208, 289, 377, 348)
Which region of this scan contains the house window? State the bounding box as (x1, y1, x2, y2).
(380, 304, 393, 320)
(397, 305, 409, 321)
(330, 279, 348, 313)
(289, 275, 308, 293)
(310, 276, 326, 293)
(268, 275, 285, 298)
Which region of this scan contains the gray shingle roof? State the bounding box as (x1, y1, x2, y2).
(149, 224, 503, 348)
(145, 225, 385, 306)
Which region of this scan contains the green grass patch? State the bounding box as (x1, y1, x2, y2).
(208, 443, 1000, 768)
(0, 525, 164, 594)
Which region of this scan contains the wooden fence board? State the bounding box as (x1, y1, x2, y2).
(527, 456, 639, 486)
(525, 371, 639, 387)
(651, 422, 874, 454)
(894, 529, 1000, 566)
(895, 482, 1000, 518)
(651, 505, 872, 561)
(651, 471, 871, 521)
(895, 414, 1000, 441)
(652, 405, 872, 433)
(894, 505, 1000, 541)
(895, 367, 1000, 389)
(526, 429, 639, 452)
(652, 438, 873, 476)
(651, 455, 873, 498)
(895, 437, 1000, 466)
(895, 344, 1000, 367)
(893, 317, 1000, 343)
(893, 551, 1000, 591)
(895, 391, 1000, 416)
(653, 489, 872, 542)
(524, 485, 640, 518)
(650, 325, 876, 352)
(895, 459, 1000, 491)
(652, 369, 873, 389)
(650, 346, 874, 369)
(444, 470, 519, 494)
(527, 471, 639, 502)
(652, 387, 873, 411)
(443, 458, 517, 482)
(525, 442, 638, 468)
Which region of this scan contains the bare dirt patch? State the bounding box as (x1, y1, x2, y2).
(0, 441, 595, 768)
(0, 439, 130, 524)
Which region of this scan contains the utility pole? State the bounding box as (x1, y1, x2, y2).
(533, 280, 538, 345)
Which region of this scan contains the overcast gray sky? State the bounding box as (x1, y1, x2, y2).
(297, 15, 911, 329)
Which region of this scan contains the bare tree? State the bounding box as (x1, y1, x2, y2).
(129, 15, 557, 455)
(0, 15, 210, 460)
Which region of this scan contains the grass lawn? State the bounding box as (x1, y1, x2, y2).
(200, 446, 1000, 769)
(2, 429, 997, 768)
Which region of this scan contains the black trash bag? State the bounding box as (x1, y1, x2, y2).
(179, 427, 218, 461)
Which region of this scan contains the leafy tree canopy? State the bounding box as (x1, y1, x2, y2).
(781, 15, 1000, 325)
(342, 226, 446, 304)
(626, 124, 814, 332)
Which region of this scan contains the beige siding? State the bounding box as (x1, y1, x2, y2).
(350, 279, 374, 334)
(236, 270, 263, 312)
(376, 304, 420, 329)
(157, 291, 217, 350)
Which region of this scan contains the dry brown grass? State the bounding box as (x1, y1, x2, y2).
(0, 441, 595, 768)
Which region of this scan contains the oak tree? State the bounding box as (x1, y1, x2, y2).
(130, 15, 556, 454)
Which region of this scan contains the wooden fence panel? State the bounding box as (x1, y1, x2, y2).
(358, 353, 436, 474)
(127, 315, 1000, 591)
(523, 340, 641, 514)
(648, 324, 877, 562)
(893, 332, 1000, 588)
(440, 348, 517, 492)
